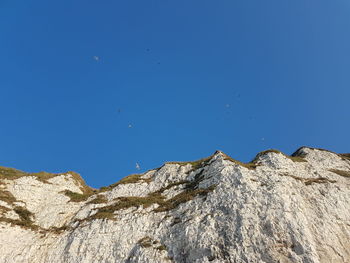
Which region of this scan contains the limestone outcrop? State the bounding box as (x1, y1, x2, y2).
(0, 147, 349, 263)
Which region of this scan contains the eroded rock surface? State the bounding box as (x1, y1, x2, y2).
(0, 147, 349, 263)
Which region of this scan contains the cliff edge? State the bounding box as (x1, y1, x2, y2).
(0, 147, 349, 263)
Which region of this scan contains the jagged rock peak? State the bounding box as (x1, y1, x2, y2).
(0, 146, 349, 263)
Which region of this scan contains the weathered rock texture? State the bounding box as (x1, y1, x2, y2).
(0, 147, 349, 263)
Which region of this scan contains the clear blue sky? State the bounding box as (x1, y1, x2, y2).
(1, 0, 349, 188)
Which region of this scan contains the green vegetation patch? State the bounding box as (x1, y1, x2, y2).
(0, 167, 94, 197)
(89, 211, 117, 221)
(150, 181, 188, 196)
(99, 173, 152, 192)
(168, 152, 258, 171)
(253, 149, 307, 163)
(156, 245, 167, 251)
(280, 173, 336, 185)
(138, 236, 153, 248)
(292, 147, 350, 162)
(86, 194, 108, 204)
(0, 166, 58, 183)
(0, 166, 27, 179)
(304, 177, 336, 185)
(167, 155, 213, 172)
(0, 205, 10, 213)
(329, 169, 350, 178)
(154, 185, 216, 212)
(90, 174, 216, 220)
(91, 195, 166, 219)
(292, 146, 335, 156)
(67, 171, 95, 195)
(0, 206, 38, 231)
(339, 153, 350, 162)
(0, 166, 96, 200)
(138, 236, 167, 251)
(63, 190, 93, 202)
(14, 206, 33, 222)
(48, 225, 70, 234)
(61, 172, 96, 202)
(221, 153, 257, 170)
(0, 190, 16, 205)
(0, 217, 39, 231)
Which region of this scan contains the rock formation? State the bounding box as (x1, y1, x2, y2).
(0, 147, 349, 263)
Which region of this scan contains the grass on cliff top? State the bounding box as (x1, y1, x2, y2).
(292, 147, 350, 162)
(0, 166, 58, 183)
(292, 146, 334, 155)
(252, 149, 307, 163)
(66, 171, 95, 194)
(167, 152, 258, 171)
(0, 166, 94, 195)
(0, 165, 95, 203)
(166, 155, 213, 171)
(339, 153, 350, 161)
(221, 153, 258, 170)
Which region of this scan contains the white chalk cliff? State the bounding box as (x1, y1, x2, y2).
(0, 147, 349, 263)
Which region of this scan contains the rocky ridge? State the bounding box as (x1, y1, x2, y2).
(0, 147, 349, 263)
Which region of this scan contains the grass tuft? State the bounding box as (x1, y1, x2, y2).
(14, 206, 33, 222)
(280, 173, 336, 185)
(49, 225, 69, 234)
(329, 169, 350, 178)
(0, 206, 38, 231)
(0, 217, 39, 231)
(166, 155, 214, 172)
(99, 173, 152, 192)
(63, 190, 92, 202)
(0, 190, 16, 205)
(87, 194, 108, 204)
(138, 236, 154, 248)
(156, 245, 167, 251)
(154, 185, 216, 212)
(221, 154, 258, 169)
(138, 237, 167, 251)
(0, 205, 10, 213)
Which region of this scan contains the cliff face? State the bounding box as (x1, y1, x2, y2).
(0, 147, 349, 263)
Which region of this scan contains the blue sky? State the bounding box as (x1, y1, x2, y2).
(1, 0, 349, 188)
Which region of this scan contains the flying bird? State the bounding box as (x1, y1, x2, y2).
(136, 163, 140, 170)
